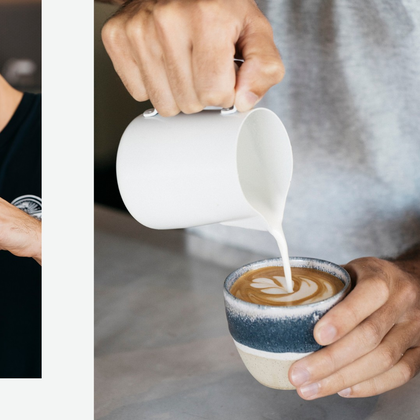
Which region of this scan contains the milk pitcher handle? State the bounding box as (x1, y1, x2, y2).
(143, 105, 237, 118)
(143, 58, 244, 118)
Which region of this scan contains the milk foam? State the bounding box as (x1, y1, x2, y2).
(230, 266, 344, 306)
(250, 275, 334, 304)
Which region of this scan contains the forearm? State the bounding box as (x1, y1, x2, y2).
(0, 197, 42, 265)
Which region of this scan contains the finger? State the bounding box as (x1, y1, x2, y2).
(153, 8, 203, 114)
(102, 17, 148, 102)
(338, 346, 420, 398)
(296, 321, 417, 400)
(290, 302, 400, 387)
(191, 16, 237, 108)
(235, 14, 284, 111)
(313, 274, 390, 346)
(126, 15, 180, 116)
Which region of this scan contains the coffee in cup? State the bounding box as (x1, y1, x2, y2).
(230, 266, 344, 306)
(223, 257, 350, 390)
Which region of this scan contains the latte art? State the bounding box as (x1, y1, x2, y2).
(230, 266, 344, 306)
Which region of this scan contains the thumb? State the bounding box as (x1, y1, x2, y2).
(235, 18, 285, 112)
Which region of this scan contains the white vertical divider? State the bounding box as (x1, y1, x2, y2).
(0, 0, 94, 419)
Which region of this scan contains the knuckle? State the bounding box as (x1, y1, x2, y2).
(366, 256, 384, 265)
(125, 17, 145, 42)
(321, 349, 337, 374)
(101, 20, 122, 47)
(194, 0, 223, 18)
(255, 13, 274, 31)
(378, 345, 399, 370)
(118, 74, 148, 102)
(156, 106, 180, 117)
(399, 360, 416, 383)
(329, 370, 347, 392)
(369, 376, 382, 396)
(131, 91, 148, 102)
(180, 103, 204, 115)
(370, 276, 390, 303)
(410, 308, 420, 324)
(268, 60, 285, 83)
(400, 280, 419, 306)
(346, 256, 369, 271)
(259, 57, 285, 84)
(360, 319, 383, 348)
(353, 256, 383, 269)
(199, 90, 229, 107)
(153, 2, 179, 28)
(344, 301, 362, 330)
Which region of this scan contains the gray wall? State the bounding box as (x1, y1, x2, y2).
(0, 2, 41, 92)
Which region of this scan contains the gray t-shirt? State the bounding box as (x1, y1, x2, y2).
(191, 0, 420, 264)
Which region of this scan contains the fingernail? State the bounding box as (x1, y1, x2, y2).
(236, 91, 259, 111)
(317, 324, 337, 344)
(300, 382, 319, 399)
(338, 387, 351, 397)
(290, 367, 310, 387)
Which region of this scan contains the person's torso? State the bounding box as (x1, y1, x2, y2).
(192, 1, 420, 263)
(0, 92, 41, 377)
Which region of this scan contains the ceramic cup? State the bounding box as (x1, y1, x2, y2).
(223, 257, 351, 390)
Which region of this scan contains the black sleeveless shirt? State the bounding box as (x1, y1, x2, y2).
(0, 92, 41, 377)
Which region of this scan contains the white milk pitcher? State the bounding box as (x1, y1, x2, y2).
(116, 106, 293, 232)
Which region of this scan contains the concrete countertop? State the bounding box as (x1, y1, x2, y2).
(95, 205, 420, 420)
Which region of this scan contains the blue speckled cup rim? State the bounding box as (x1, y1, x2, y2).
(224, 257, 351, 312)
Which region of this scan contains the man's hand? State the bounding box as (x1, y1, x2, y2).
(101, 0, 284, 115)
(289, 255, 420, 399)
(0, 197, 42, 265)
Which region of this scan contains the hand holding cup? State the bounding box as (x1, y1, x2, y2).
(289, 256, 420, 399)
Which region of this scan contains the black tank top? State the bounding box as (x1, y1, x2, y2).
(0, 92, 41, 378)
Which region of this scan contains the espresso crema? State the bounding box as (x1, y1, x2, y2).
(230, 266, 344, 306)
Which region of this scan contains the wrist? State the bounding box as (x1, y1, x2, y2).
(29, 219, 42, 265)
(389, 244, 420, 279)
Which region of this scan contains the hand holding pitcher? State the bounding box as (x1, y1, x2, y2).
(101, 0, 285, 115)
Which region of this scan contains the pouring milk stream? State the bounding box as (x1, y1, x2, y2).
(116, 106, 294, 292)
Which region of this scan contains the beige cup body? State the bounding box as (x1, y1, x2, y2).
(234, 340, 309, 390)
